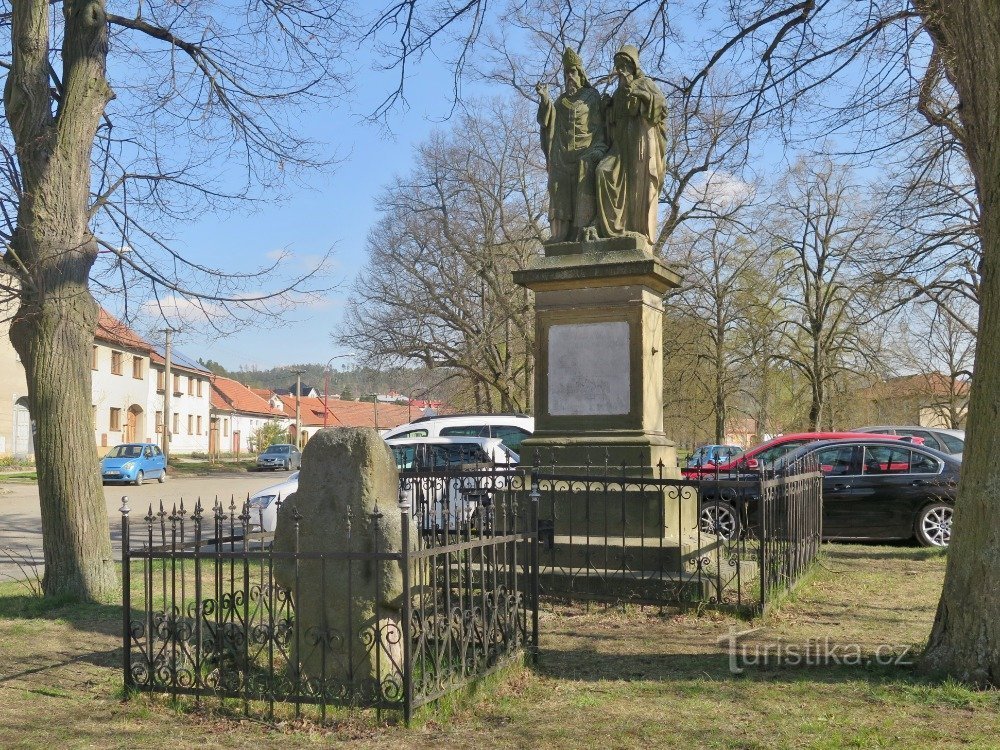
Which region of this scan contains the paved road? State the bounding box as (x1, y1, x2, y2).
(0, 471, 294, 583)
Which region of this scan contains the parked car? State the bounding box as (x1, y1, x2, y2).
(776, 437, 960, 547)
(693, 431, 918, 539)
(686, 443, 742, 468)
(249, 437, 518, 533)
(388, 436, 519, 532)
(100, 443, 167, 485)
(684, 431, 911, 479)
(382, 413, 534, 451)
(386, 435, 519, 470)
(255, 443, 302, 471)
(851, 425, 965, 456)
(248, 471, 300, 532)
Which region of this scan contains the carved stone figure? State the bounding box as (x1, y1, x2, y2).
(594, 45, 668, 244)
(537, 48, 608, 243)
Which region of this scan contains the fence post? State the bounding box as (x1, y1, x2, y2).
(758, 485, 767, 615)
(399, 486, 413, 725)
(529, 477, 540, 664)
(120, 496, 132, 692)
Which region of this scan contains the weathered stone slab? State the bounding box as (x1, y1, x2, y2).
(548, 321, 630, 416)
(273, 428, 413, 698)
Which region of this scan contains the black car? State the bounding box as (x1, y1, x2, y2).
(775, 438, 960, 547)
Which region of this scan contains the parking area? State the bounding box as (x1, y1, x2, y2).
(0, 471, 291, 582)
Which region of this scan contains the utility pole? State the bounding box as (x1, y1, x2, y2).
(294, 369, 305, 449)
(161, 329, 174, 463)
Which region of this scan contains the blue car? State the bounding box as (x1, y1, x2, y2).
(686, 443, 743, 468)
(101, 443, 167, 485)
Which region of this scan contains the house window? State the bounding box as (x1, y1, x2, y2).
(187, 377, 194, 396)
(197, 379, 203, 398)
(111, 351, 123, 375)
(224, 419, 229, 437)
(173, 373, 181, 394)
(91, 346, 98, 371)
(172, 413, 179, 434)
(187, 415, 194, 434)
(132, 356, 143, 379)
(156, 369, 164, 392)
(109, 407, 121, 431)
(155, 411, 163, 433)
(197, 416, 203, 434)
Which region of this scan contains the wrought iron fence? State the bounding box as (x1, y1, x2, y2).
(529, 453, 823, 615)
(120, 470, 538, 724)
(120, 454, 821, 722)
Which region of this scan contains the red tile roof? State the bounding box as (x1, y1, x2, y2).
(211, 376, 285, 417)
(95, 309, 152, 352)
(276, 395, 413, 429)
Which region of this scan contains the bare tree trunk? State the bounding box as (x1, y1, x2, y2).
(5, 0, 115, 599)
(808, 377, 824, 432)
(918, 0, 1000, 685)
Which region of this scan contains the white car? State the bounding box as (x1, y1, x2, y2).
(247, 436, 519, 533)
(387, 436, 519, 531)
(248, 471, 300, 532)
(382, 413, 534, 452)
(385, 435, 519, 469)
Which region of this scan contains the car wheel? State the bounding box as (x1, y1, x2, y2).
(284, 459, 290, 471)
(133, 470, 144, 487)
(700, 501, 740, 540)
(916, 502, 953, 547)
(158, 470, 167, 484)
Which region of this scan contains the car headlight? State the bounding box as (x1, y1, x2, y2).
(121, 461, 136, 471)
(249, 495, 277, 509)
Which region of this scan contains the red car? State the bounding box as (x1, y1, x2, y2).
(682, 431, 916, 478)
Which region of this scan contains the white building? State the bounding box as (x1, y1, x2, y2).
(210, 375, 288, 455)
(149, 348, 213, 454)
(90, 310, 211, 455)
(92, 310, 158, 449)
(0, 312, 31, 457)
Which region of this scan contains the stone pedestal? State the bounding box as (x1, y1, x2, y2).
(513, 236, 703, 588)
(513, 235, 682, 474)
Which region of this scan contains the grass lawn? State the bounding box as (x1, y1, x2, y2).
(1, 543, 997, 749)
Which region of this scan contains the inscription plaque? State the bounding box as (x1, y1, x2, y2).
(548, 321, 630, 416)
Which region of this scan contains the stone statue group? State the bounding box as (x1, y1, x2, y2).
(537, 45, 667, 246)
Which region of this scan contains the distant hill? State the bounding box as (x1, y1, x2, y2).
(198, 360, 457, 403)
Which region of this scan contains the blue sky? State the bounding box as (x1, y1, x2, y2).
(118, 44, 480, 373)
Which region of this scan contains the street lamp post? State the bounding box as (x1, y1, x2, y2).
(322, 353, 355, 428)
(365, 394, 380, 430)
(293, 369, 305, 449)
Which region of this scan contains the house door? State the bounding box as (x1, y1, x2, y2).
(209, 419, 219, 457)
(124, 405, 143, 443)
(232, 431, 241, 454)
(12, 397, 32, 458)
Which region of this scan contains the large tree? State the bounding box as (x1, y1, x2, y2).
(338, 101, 543, 411)
(1, 0, 347, 599)
(767, 158, 890, 431)
(910, 1, 1000, 685)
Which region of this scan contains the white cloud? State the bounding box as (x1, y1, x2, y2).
(139, 295, 227, 326)
(684, 170, 754, 210)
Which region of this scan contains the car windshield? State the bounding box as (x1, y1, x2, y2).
(264, 445, 289, 454)
(106, 445, 143, 459)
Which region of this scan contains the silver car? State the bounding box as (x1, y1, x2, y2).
(255, 443, 302, 471)
(851, 426, 964, 456)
